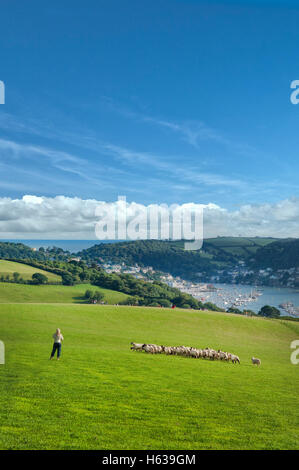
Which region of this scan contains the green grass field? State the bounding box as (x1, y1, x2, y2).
(0, 302, 298, 450)
(0, 282, 129, 304)
(0, 260, 61, 283)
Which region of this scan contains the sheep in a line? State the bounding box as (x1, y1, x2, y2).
(131, 342, 241, 364)
(251, 357, 261, 366)
(231, 354, 240, 364)
(130, 342, 145, 351)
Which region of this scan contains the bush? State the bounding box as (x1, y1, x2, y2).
(13, 272, 21, 282)
(62, 273, 75, 286)
(258, 305, 281, 318)
(156, 298, 172, 308)
(84, 289, 105, 303)
(84, 289, 93, 299)
(31, 273, 48, 285)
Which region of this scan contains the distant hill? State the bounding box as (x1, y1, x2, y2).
(252, 238, 299, 269)
(0, 241, 69, 261)
(77, 237, 280, 279)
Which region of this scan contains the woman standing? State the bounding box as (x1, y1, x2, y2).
(50, 328, 64, 360)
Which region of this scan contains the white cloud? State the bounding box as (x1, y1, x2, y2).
(0, 195, 298, 240)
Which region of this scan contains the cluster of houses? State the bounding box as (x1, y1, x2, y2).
(66, 255, 299, 290)
(101, 262, 154, 280)
(203, 263, 299, 288)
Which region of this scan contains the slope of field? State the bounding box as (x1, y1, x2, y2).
(0, 260, 61, 283)
(0, 282, 130, 304)
(0, 304, 298, 450)
(204, 237, 279, 258)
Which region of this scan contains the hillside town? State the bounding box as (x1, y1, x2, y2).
(95, 259, 299, 290)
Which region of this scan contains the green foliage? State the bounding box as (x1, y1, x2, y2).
(227, 307, 243, 314)
(258, 305, 281, 318)
(84, 289, 93, 299)
(31, 272, 48, 285)
(253, 239, 299, 269)
(156, 298, 172, 308)
(13, 272, 20, 282)
(202, 301, 225, 312)
(84, 289, 105, 303)
(0, 242, 69, 261)
(61, 273, 75, 286)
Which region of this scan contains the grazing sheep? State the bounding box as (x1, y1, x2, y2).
(130, 342, 145, 351)
(251, 357, 261, 366)
(231, 354, 240, 364)
(142, 344, 155, 354)
(163, 346, 173, 355)
(218, 351, 228, 361)
(131, 341, 241, 366)
(189, 348, 198, 358)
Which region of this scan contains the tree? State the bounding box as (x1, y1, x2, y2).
(79, 271, 89, 282)
(227, 307, 243, 314)
(92, 291, 105, 302)
(258, 305, 281, 318)
(13, 272, 20, 282)
(62, 273, 75, 286)
(84, 289, 93, 300)
(32, 272, 48, 285)
(85, 289, 105, 303)
(121, 296, 140, 306)
(157, 298, 172, 308)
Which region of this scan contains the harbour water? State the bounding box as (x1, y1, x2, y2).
(201, 283, 299, 316)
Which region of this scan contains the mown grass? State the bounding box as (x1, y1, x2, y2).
(0, 260, 61, 282)
(0, 282, 129, 304)
(0, 303, 298, 450)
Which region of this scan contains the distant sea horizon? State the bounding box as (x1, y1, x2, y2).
(0, 239, 121, 253)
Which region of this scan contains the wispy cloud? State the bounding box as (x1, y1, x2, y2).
(0, 108, 289, 202)
(0, 116, 246, 192)
(102, 98, 282, 166)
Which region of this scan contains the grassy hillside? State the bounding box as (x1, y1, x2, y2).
(205, 237, 279, 258)
(0, 282, 130, 304)
(0, 304, 298, 449)
(0, 260, 61, 283)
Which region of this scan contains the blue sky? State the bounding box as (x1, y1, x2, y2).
(1, 1, 299, 237)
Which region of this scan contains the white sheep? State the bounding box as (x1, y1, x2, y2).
(231, 354, 240, 364)
(130, 342, 144, 351)
(131, 342, 241, 365)
(142, 344, 155, 354)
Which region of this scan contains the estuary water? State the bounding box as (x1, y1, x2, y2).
(204, 283, 299, 316)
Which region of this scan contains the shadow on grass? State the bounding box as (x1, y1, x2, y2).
(72, 296, 88, 304)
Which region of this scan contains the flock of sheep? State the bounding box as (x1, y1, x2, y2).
(130, 342, 241, 363)
(130, 342, 261, 365)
